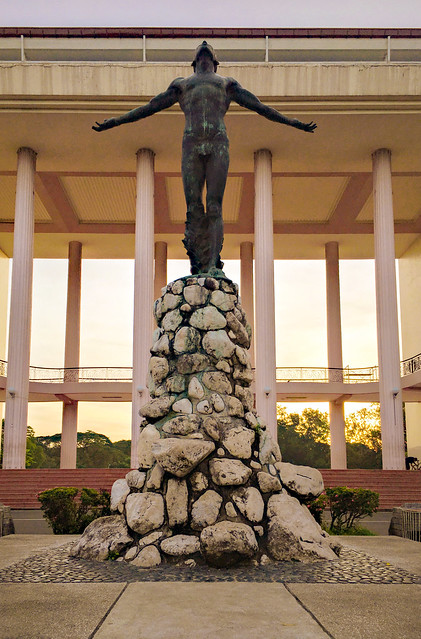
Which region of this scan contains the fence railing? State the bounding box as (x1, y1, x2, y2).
(402, 507, 421, 542)
(0, 362, 132, 383)
(275, 366, 379, 383)
(0, 354, 420, 384)
(401, 352, 421, 376)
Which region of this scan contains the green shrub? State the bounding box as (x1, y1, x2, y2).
(38, 486, 111, 534)
(325, 486, 379, 533)
(334, 525, 377, 536)
(307, 494, 328, 524)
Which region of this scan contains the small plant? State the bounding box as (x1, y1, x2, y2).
(337, 525, 376, 536)
(307, 494, 328, 525)
(107, 549, 120, 561)
(38, 487, 111, 534)
(325, 486, 379, 533)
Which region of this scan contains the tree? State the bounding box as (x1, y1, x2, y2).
(76, 430, 130, 468)
(26, 426, 49, 468)
(345, 404, 382, 452)
(277, 407, 330, 468)
(277, 404, 382, 469)
(295, 408, 330, 444)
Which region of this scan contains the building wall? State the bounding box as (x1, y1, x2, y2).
(399, 235, 421, 459)
(0, 249, 9, 361)
(0, 248, 9, 426)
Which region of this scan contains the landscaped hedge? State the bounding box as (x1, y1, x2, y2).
(38, 487, 111, 534)
(308, 486, 379, 533)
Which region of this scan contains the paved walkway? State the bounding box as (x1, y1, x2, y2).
(0, 534, 420, 638)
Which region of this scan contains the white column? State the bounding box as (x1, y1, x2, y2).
(60, 241, 82, 469)
(325, 241, 347, 469)
(3, 147, 36, 469)
(154, 241, 167, 300)
(132, 149, 155, 468)
(254, 150, 277, 439)
(240, 241, 255, 367)
(372, 148, 405, 469)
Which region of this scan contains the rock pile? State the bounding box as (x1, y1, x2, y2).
(72, 275, 340, 567)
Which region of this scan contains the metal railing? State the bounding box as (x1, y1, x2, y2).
(402, 507, 421, 542)
(401, 352, 421, 376)
(0, 353, 421, 384)
(0, 361, 132, 383)
(29, 366, 133, 383)
(275, 366, 379, 383)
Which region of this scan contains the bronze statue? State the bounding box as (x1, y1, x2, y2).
(93, 41, 316, 275)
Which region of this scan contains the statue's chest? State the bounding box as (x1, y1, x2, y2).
(183, 77, 226, 106)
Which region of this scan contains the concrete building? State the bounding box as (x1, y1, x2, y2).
(1, 27, 421, 470)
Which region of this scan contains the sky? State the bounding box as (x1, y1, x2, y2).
(23, 256, 379, 440)
(1, 0, 420, 29)
(1, 0, 413, 440)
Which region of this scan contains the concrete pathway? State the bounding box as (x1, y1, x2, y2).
(1, 535, 420, 639)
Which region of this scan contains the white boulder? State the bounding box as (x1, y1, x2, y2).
(200, 521, 258, 567)
(232, 487, 265, 523)
(209, 458, 252, 486)
(191, 489, 223, 530)
(110, 479, 130, 513)
(275, 462, 324, 501)
(160, 535, 200, 556)
(125, 493, 165, 535)
(152, 438, 215, 477)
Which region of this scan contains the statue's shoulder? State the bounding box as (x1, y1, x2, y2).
(224, 76, 240, 86)
(168, 77, 185, 91)
(224, 76, 242, 92)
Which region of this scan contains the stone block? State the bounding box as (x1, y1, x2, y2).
(166, 479, 188, 527)
(191, 490, 223, 530)
(200, 521, 258, 567)
(209, 458, 252, 486)
(152, 438, 215, 477)
(126, 493, 165, 535)
(190, 307, 227, 330)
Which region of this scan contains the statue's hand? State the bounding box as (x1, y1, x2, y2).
(92, 118, 118, 132)
(292, 119, 317, 133)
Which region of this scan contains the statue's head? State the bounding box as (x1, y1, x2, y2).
(192, 41, 219, 71)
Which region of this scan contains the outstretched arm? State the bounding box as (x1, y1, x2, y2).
(93, 79, 182, 132)
(227, 79, 316, 133)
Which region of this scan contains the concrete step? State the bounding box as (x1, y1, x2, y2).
(11, 509, 53, 534)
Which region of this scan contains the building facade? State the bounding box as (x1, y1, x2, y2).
(1, 27, 421, 469)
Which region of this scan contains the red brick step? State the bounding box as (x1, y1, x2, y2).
(1, 468, 420, 510)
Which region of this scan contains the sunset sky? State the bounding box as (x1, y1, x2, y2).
(23, 257, 379, 440)
(2, 0, 415, 440)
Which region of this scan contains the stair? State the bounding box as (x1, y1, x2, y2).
(0, 469, 127, 509)
(320, 470, 421, 510)
(0, 468, 419, 511)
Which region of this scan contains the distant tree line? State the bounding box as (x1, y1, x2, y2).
(0, 421, 130, 469)
(277, 404, 382, 469)
(0, 404, 382, 469)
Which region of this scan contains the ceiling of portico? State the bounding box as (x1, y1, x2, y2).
(0, 175, 51, 222)
(357, 176, 421, 223)
(1, 101, 421, 259)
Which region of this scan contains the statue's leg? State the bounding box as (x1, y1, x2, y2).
(205, 138, 230, 270)
(181, 139, 207, 274)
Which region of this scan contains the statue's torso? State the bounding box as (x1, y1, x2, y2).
(178, 73, 230, 140)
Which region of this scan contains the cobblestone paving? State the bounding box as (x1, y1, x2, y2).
(0, 543, 420, 584)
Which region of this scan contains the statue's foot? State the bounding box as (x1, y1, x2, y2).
(198, 266, 226, 278)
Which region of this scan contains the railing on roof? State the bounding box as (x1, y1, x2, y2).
(0, 29, 421, 64)
(0, 353, 420, 384)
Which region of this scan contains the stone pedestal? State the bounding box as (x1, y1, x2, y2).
(73, 276, 339, 567)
